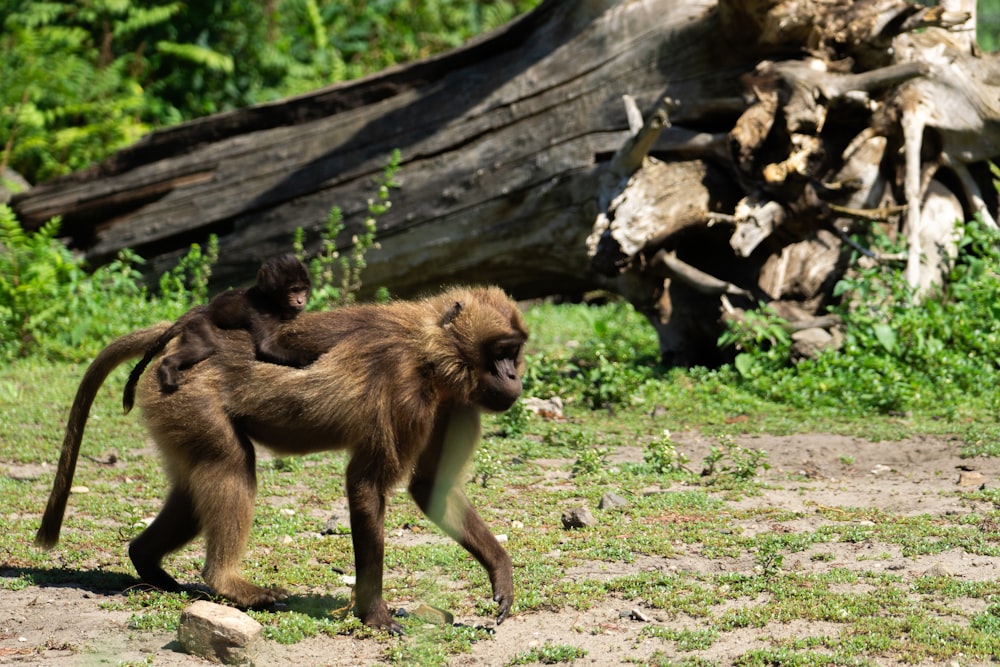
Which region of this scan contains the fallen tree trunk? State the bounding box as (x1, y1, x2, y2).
(11, 0, 1000, 365)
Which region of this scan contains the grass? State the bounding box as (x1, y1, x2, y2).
(4, 299, 1000, 665)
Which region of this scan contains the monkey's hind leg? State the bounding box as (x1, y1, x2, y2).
(194, 434, 288, 608)
(129, 486, 200, 592)
(135, 425, 287, 607)
(157, 320, 218, 393)
(345, 455, 401, 634)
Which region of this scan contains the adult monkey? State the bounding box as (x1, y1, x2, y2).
(36, 286, 528, 633)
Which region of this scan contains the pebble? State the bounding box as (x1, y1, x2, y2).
(561, 506, 596, 529)
(958, 471, 986, 487)
(411, 603, 454, 625)
(923, 563, 954, 578)
(178, 600, 262, 665)
(598, 492, 629, 510)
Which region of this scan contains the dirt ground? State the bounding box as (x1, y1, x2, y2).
(2, 432, 999, 666)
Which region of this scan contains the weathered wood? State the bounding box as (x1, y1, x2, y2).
(11, 0, 1000, 365)
(12, 0, 724, 300)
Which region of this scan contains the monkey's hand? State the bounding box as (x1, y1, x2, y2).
(254, 340, 320, 368)
(490, 564, 514, 625)
(156, 362, 182, 393)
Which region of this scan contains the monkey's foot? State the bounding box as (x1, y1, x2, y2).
(212, 577, 290, 609)
(131, 559, 183, 593)
(359, 602, 405, 636)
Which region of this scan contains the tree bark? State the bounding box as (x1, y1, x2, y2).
(11, 0, 1000, 365)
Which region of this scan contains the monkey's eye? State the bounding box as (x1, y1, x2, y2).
(493, 344, 521, 360)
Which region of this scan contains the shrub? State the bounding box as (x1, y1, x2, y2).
(719, 218, 1000, 414)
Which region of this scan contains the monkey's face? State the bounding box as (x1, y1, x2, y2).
(283, 285, 309, 316)
(475, 336, 525, 412)
(257, 255, 312, 318)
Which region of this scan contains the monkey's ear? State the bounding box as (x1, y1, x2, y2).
(438, 301, 464, 327)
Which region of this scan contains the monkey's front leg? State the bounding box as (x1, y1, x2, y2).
(409, 404, 515, 624)
(345, 457, 402, 634)
(409, 474, 514, 624)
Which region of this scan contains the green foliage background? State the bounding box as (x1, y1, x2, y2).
(2, 1, 1000, 185)
(0, 0, 541, 185)
(977, 0, 1000, 50)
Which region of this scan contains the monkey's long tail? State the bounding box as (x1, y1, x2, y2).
(36, 324, 169, 549)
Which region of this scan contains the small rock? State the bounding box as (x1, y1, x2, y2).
(619, 608, 650, 622)
(923, 563, 954, 578)
(279, 508, 295, 516)
(69, 486, 89, 494)
(411, 603, 454, 625)
(321, 514, 349, 535)
(958, 471, 986, 487)
(870, 464, 892, 476)
(598, 492, 629, 510)
(522, 396, 564, 420)
(630, 608, 650, 622)
(178, 600, 262, 665)
(495, 533, 508, 543)
(561, 506, 597, 529)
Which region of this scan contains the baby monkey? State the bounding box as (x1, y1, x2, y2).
(122, 254, 313, 412)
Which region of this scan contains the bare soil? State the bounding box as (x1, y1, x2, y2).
(3, 432, 998, 666)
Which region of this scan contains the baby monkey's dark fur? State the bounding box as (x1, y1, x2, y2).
(122, 254, 312, 413)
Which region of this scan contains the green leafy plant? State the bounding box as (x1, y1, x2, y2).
(0, 207, 77, 358)
(572, 445, 609, 477)
(295, 149, 400, 308)
(474, 443, 503, 487)
(0, 206, 150, 360)
(493, 398, 529, 437)
(717, 217, 1000, 415)
(700, 435, 769, 484)
(523, 300, 661, 410)
(754, 538, 786, 579)
(717, 304, 791, 378)
(1, 6, 153, 181)
(0, 204, 228, 362)
(644, 429, 691, 475)
(508, 642, 588, 665)
(156, 234, 220, 311)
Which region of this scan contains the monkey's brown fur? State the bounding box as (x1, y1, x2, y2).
(36, 286, 528, 633)
(122, 254, 312, 413)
